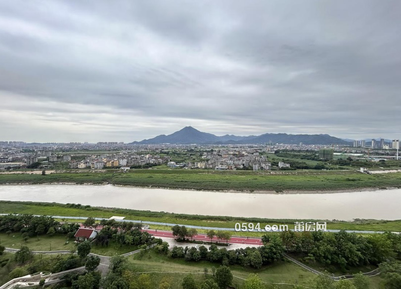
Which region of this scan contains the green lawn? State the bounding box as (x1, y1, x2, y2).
(91, 243, 140, 256)
(128, 249, 316, 288)
(127, 249, 385, 288)
(0, 232, 140, 256)
(0, 233, 75, 252)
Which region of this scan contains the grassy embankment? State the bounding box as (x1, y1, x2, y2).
(0, 232, 140, 256)
(0, 169, 401, 192)
(1, 201, 401, 236)
(126, 249, 383, 289)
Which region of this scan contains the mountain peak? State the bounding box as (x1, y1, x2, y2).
(133, 128, 350, 145)
(181, 126, 198, 131)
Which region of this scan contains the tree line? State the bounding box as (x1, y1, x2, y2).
(156, 235, 285, 269)
(279, 230, 401, 271)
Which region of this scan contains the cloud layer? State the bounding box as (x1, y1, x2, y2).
(1, 0, 400, 142)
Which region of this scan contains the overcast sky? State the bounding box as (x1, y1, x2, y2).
(1, 1, 400, 142)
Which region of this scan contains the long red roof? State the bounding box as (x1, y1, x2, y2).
(74, 228, 95, 238)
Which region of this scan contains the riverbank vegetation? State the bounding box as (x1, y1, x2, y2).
(1, 201, 401, 233)
(2, 214, 401, 288)
(1, 168, 401, 192)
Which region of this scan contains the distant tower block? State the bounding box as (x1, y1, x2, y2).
(393, 140, 399, 160)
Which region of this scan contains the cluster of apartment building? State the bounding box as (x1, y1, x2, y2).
(168, 149, 289, 171)
(68, 154, 166, 169)
(353, 139, 399, 150)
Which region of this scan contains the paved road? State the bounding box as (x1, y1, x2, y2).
(144, 229, 263, 245)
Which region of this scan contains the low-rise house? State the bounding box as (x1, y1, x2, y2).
(78, 162, 86, 169)
(91, 161, 104, 169)
(63, 155, 71, 162)
(74, 228, 97, 242)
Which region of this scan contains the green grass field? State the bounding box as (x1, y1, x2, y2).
(0, 233, 75, 252)
(1, 168, 401, 192)
(127, 249, 384, 288)
(128, 249, 316, 288)
(0, 232, 139, 256)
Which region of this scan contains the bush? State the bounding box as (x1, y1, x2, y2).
(9, 267, 29, 279)
(15, 246, 33, 264)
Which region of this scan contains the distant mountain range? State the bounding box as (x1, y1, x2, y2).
(132, 126, 351, 145)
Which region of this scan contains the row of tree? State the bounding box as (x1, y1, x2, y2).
(0, 214, 79, 239)
(95, 225, 154, 247)
(279, 230, 401, 270)
(158, 235, 284, 269)
(172, 225, 231, 243)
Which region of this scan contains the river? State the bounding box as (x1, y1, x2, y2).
(0, 185, 400, 220)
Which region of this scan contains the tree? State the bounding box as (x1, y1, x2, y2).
(22, 232, 29, 242)
(179, 226, 188, 240)
(222, 232, 231, 243)
(215, 266, 233, 289)
(0, 245, 5, 255)
(243, 274, 263, 289)
(207, 230, 216, 243)
(15, 246, 33, 264)
(216, 231, 225, 243)
(249, 251, 263, 269)
(172, 225, 181, 238)
(352, 273, 369, 289)
(85, 255, 100, 271)
(84, 217, 96, 228)
(9, 267, 29, 278)
(259, 236, 284, 264)
(110, 255, 127, 275)
(201, 279, 219, 289)
(102, 272, 129, 289)
(182, 274, 197, 289)
(379, 261, 401, 289)
(136, 274, 152, 289)
(159, 277, 172, 289)
(39, 279, 45, 287)
(35, 224, 46, 235)
(77, 241, 91, 259)
(73, 272, 97, 289)
(187, 228, 198, 241)
(313, 274, 334, 289)
(172, 225, 188, 241)
(47, 227, 56, 237)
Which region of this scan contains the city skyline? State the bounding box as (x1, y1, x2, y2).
(1, 1, 401, 142)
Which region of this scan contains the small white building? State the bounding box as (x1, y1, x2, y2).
(278, 161, 291, 169)
(91, 161, 104, 169)
(78, 162, 87, 169)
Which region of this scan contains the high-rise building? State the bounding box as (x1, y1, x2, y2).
(380, 139, 385, 149)
(353, 140, 366, 148)
(371, 139, 377, 149)
(319, 149, 334, 160)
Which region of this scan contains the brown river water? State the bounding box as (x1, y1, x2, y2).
(0, 185, 400, 220)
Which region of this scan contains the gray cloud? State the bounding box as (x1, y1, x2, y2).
(0, 0, 400, 142)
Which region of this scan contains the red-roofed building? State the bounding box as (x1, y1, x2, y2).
(74, 228, 97, 242)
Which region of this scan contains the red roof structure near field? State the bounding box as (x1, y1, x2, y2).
(74, 228, 97, 241)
